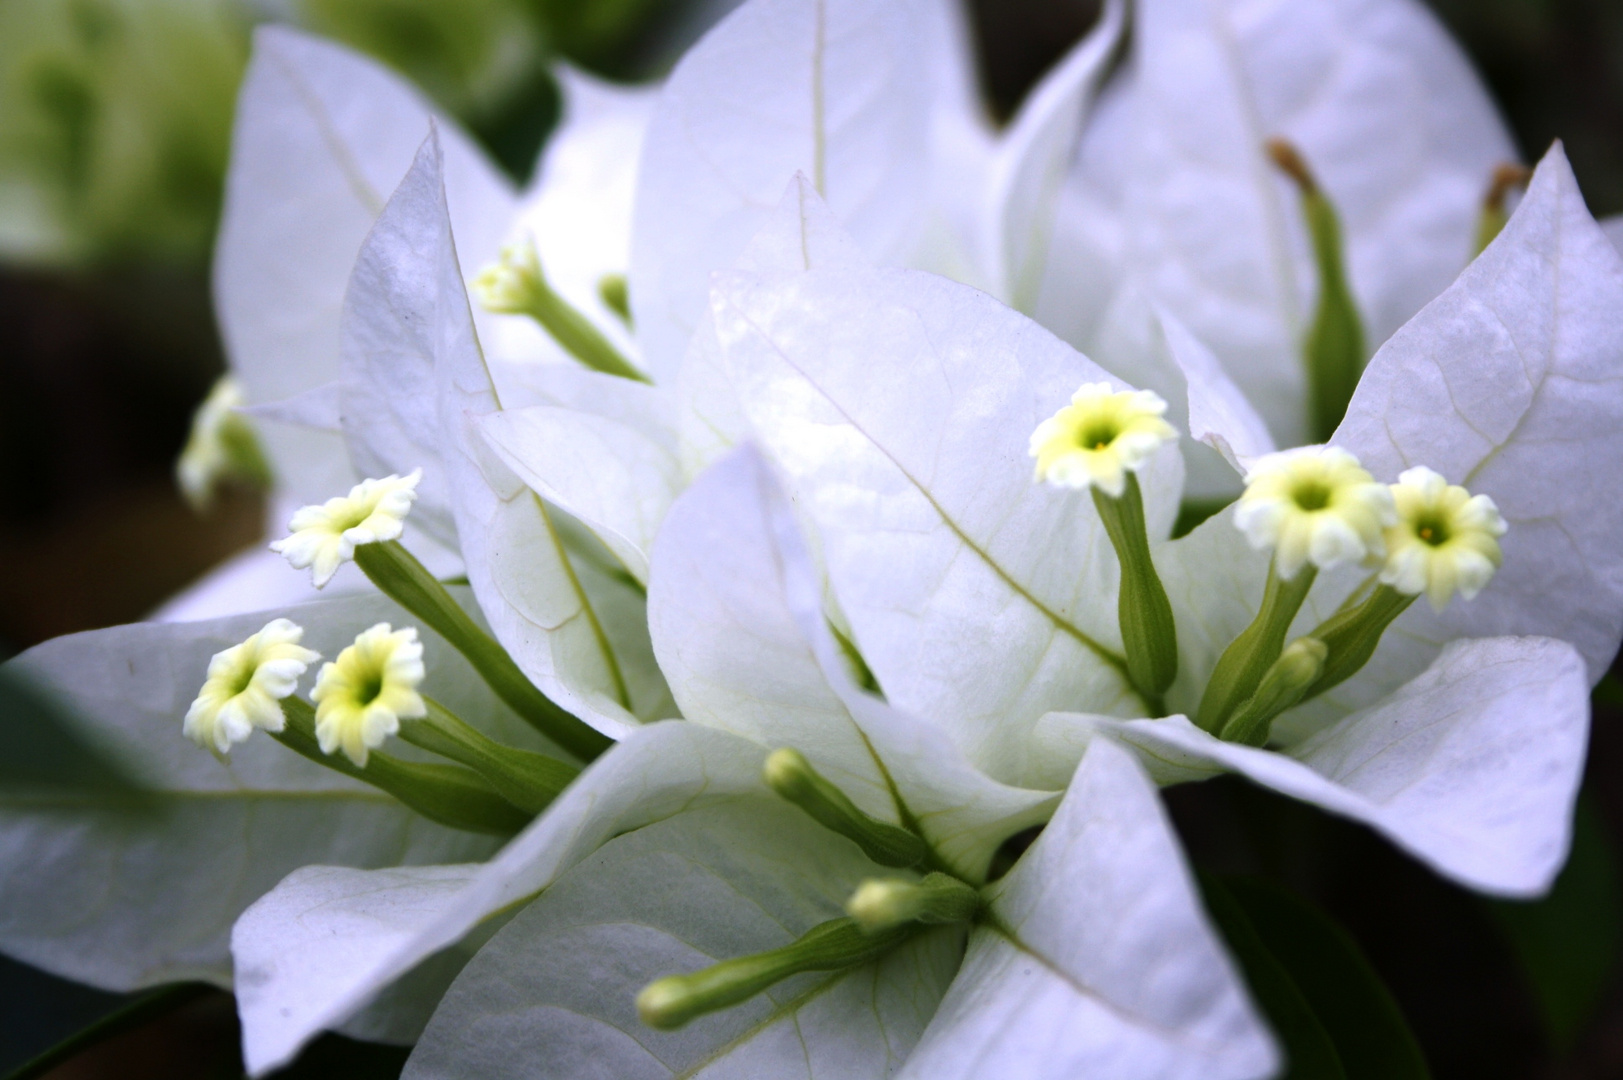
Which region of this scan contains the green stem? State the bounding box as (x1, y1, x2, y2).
(1300, 584, 1416, 702)
(354, 541, 611, 762)
(1219, 637, 1327, 747)
(637, 917, 916, 1030)
(1267, 139, 1366, 442)
(275, 698, 529, 836)
(763, 748, 925, 869)
(1093, 473, 1178, 712)
(525, 268, 648, 382)
(398, 698, 580, 815)
(1197, 561, 1317, 734)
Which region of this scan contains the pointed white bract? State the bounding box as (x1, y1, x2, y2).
(713, 263, 1184, 781)
(349, 134, 669, 738)
(1044, 0, 1518, 446)
(215, 26, 514, 508)
(629, 0, 934, 381)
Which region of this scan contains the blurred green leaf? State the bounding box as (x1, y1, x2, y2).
(1488, 792, 1622, 1051)
(1202, 874, 1430, 1079)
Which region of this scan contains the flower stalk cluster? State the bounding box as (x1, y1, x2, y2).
(471, 234, 648, 383)
(637, 747, 985, 1032)
(185, 474, 606, 836)
(1032, 394, 1507, 748)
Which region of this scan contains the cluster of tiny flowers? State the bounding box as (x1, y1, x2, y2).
(271, 470, 422, 587)
(1235, 448, 1505, 607)
(312, 623, 428, 767)
(470, 234, 545, 314)
(1029, 383, 1177, 497)
(1233, 447, 1395, 579)
(183, 619, 319, 754)
(1382, 466, 1507, 610)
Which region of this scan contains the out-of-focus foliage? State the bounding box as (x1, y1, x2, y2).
(276, 0, 548, 136)
(0, 0, 249, 267)
(0, 0, 690, 269)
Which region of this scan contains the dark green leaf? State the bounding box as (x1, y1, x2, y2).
(1203, 874, 1431, 1079)
(1488, 792, 1622, 1050)
(1200, 875, 1346, 1080)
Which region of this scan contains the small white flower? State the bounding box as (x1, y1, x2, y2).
(183, 619, 319, 754)
(176, 376, 266, 510)
(1029, 383, 1177, 497)
(1233, 446, 1396, 579)
(310, 623, 428, 767)
(1381, 467, 1507, 611)
(470, 234, 544, 314)
(270, 470, 422, 587)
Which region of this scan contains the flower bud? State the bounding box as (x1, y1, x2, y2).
(764, 748, 925, 868)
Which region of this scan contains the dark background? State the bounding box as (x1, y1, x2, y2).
(4, 0, 1623, 1076)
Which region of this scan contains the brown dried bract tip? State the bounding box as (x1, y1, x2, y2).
(1483, 163, 1533, 213)
(1265, 137, 1318, 195)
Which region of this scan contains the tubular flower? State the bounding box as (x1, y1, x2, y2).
(1381, 467, 1507, 611)
(183, 619, 319, 754)
(470, 235, 544, 314)
(1029, 383, 1176, 497)
(270, 470, 421, 588)
(1233, 446, 1395, 579)
(311, 624, 428, 767)
(176, 376, 269, 510)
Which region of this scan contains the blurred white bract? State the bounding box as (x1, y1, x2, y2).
(3, 1, 1623, 1078)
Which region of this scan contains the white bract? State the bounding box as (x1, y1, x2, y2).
(1043, 0, 1520, 450)
(710, 143, 1618, 900)
(228, 448, 1277, 1078)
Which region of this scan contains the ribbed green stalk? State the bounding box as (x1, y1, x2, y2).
(1267, 139, 1366, 442)
(397, 698, 580, 815)
(1299, 584, 1416, 702)
(636, 917, 916, 1030)
(353, 540, 611, 762)
(525, 266, 647, 381)
(763, 748, 925, 868)
(1092, 473, 1178, 714)
(1196, 561, 1317, 735)
(1219, 637, 1327, 747)
(274, 698, 527, 836)
(1474, 163, 1532, 256)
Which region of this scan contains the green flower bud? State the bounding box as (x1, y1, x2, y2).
(763, 748, 926, 868)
